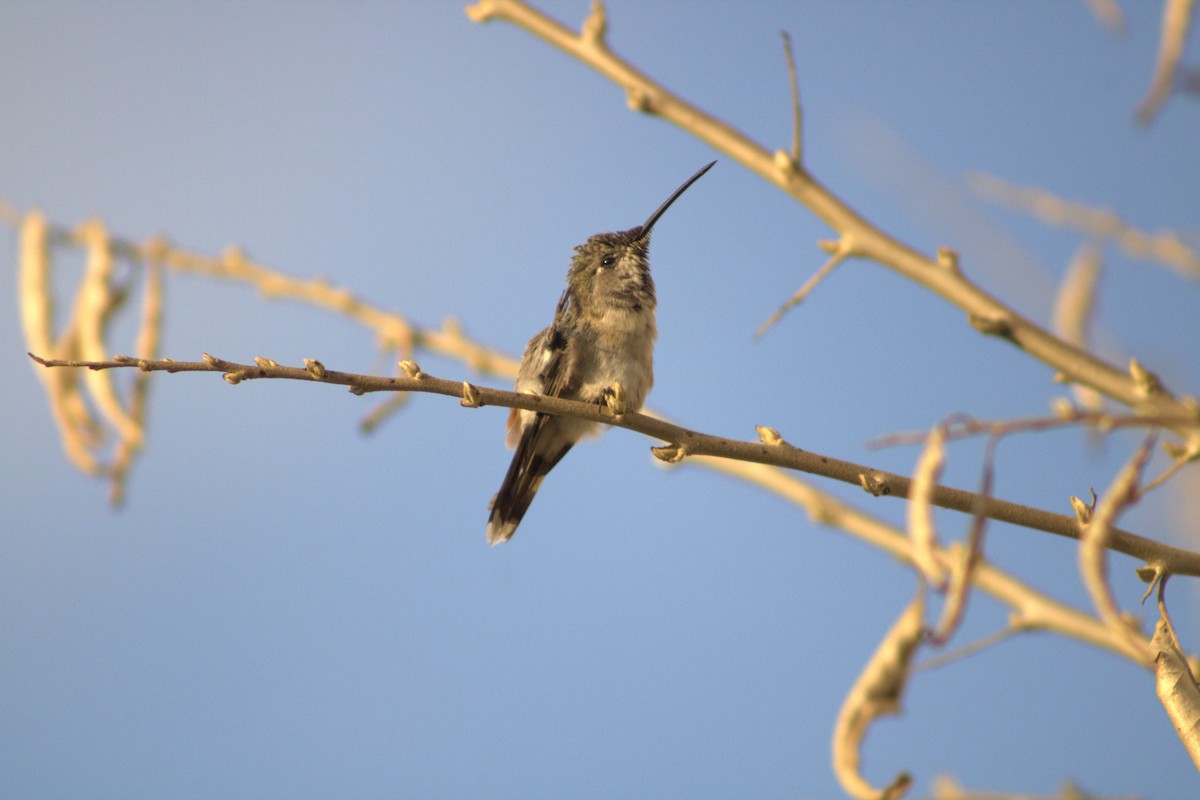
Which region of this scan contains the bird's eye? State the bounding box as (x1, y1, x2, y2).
(600, 255, 616, 268)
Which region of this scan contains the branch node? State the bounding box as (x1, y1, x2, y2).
(398, 359, 424, 380)
(935, 246, 960, 274)
(223, 371, 244, 385)
(304, 359, 328, 380)
(461, 381, 483, 408)
(773, 149, 798, 177)
(581, 0, 607, 45)
(626, 87, 653, 113)
(254, 356, 279, 368)
(858, 472, 892, 497)
(1050, 396, 1077, 418)
(1138, 564, 1164, 601)
(463, 0, 495, 24)
(201, 352, 221, 368)
(1070, 491, 1096, 526)
(967, 312, 1014, 339)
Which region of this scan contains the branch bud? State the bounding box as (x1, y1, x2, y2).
(1069, 494, 1093, 526)
(1129, 358, 1165, 399)
(651, 443, 686, 464)
(756, 425, 784, 446)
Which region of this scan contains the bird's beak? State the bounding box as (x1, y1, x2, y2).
(637, 160, 716, 240)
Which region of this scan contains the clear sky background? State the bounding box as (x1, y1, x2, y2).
(2, 2, 1199, 798)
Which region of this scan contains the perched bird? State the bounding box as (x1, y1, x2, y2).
(486, 161, 715, 544)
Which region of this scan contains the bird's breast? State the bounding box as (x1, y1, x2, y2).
(576, 309, 657, 410)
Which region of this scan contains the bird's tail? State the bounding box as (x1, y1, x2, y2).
(486, 419, 572, 545)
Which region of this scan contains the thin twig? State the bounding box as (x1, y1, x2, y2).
(918, 624, 1025, 672)
(755, 239, 850, 337)
(1079, 433, 1158, 665)
(781, 30, 802, 166)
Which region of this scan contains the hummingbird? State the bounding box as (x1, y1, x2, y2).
(486, 161, 715, 545)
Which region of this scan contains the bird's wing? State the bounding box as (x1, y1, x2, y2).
(505, 289, 573, 447)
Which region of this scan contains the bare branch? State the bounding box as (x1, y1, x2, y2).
(29, 352, 1200, 580)
(465, 0, 1198, 433)
(1052, 244, 1105, 415)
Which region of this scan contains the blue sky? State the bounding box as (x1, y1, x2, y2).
(2, 2, 1198, 797)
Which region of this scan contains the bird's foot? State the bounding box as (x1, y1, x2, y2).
(601, 382, 628, 417)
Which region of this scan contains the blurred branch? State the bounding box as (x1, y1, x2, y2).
(466, 0, 1200, 442)
(971, 172, 1200, 282)
(1052, 244, 1105, 415)
(908, 423, 951, 590)
(1136, 0, 1197, 125)
(930, 774, 1140, 799)
(9, 208, 519, 496)
(831, 588, 922, 800)
(1083, 0, 1128, 33)
(926, 437, 994, 647)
